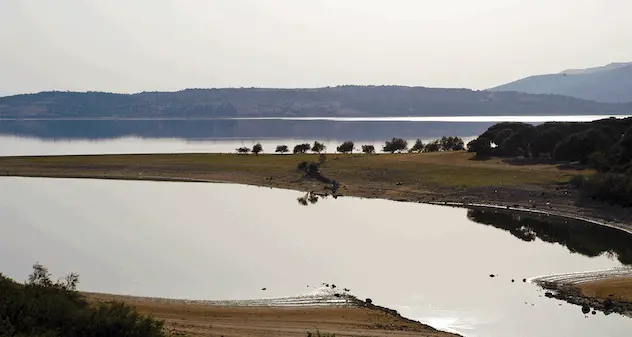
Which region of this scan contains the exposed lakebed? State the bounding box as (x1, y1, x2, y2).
(1, 177, 631, 336)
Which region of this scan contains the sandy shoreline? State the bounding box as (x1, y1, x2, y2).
(86, 291, 461, 337)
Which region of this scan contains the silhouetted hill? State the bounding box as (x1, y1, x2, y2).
(1, 86, 630, 119)
(490, 62, 632, 103)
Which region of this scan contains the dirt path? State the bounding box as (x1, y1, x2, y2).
(86, 293, 460, 337)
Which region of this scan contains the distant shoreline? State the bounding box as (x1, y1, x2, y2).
(1, 114, 630, 122)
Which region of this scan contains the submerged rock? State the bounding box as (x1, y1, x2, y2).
(581, 305, 591, 314)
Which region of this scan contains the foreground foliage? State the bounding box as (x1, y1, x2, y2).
(0, 263, 165, 337)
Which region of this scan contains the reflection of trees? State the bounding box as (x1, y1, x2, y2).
(467, 209, 632, 265)
(297, 191, 324, 206)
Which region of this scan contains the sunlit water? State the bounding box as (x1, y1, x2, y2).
(0, 136, 477, 156)
(1, 177, 631, 337)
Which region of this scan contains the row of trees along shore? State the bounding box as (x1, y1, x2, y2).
(235, 137, 465, 155)
(466, 117, 632, 207)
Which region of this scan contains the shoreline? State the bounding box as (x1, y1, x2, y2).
(3, 152, 632, 326)
(2, 170, 631, 236)
(85, 291, 461, 337)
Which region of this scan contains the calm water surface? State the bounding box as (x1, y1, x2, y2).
(1, 177, 631, 337)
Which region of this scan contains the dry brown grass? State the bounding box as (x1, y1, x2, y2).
(576, 277, 632, 303)
(0, 151, 587, 189)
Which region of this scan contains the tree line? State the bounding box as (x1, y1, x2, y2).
(466, 117, 632, 206)
(235, 137, 465, 155)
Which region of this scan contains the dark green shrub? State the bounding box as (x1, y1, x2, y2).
(336, 141, 354, 154)
(0, 264, 165, 337)
(382, 138, 407, 153)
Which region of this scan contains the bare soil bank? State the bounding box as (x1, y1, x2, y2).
(86, 293, 460, 337)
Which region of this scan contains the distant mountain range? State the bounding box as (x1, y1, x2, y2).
(490, 62, 632, 103)
(1, 86, 631, 119)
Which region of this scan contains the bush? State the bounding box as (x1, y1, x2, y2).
(424, 140, 441, 152)
(439, 136, 465, 151)
(409, 139, 424, 153)
(293, 143, 311, 154)
(382, 138, 408, 153)
(312, 141, 326, 153)
(467, 136, 492, 157)
(275, 145, 289, 154)
(336, 141, 354, 154)
(553, 129, 611, 162)
(579, 173, 632, 206)
(0, 263, 165, 337)
(252, 143, 263, 155)
(361, 145, 375, 154)
(236, 147, 250, 154)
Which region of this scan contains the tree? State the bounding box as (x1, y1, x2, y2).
(312, 141, 326, 153)
(382, 137, 408, 153)
(467, 136, 492, 157)
(439, 136, 465, 151)
(361, 145, 375, 154)
(424, 140, 441, 152)
(293, 143, 311, 154)
(337, 141, 355, 154)
(236, 147, 250, 154)
(553, 129, 611, 162)
(275, 145, 289, 154)
(252, 143, 263, 155)
(409, 139, 424, 153)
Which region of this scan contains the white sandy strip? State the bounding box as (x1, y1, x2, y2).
(105, 287, 354, 307)
(529, 267, 632, 286)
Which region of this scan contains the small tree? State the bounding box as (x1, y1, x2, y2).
(440, 136, 465, 151)
(383, 137, 408, 153)
(252, 143, 263, 155)
(362, 145, 376, 154)
(275, 145, 289, 154)
(293, 143, 311, 154)
(336, 141, 355, 154)
(312, 141, 326, 153)
(409, 139, 424, 153)
(424, 140, 441, 152)
(236, 147, 250, 154)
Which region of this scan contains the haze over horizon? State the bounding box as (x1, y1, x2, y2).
(1, 0, 631, 96)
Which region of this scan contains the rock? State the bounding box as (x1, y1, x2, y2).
(331, 284, 336, 289)
(343, 288, 350, 292)
(261, 288, 266, 291)
(489, 274, 496, 278)
(511, 279, 515, 282)
(592, 311, 596, 315)
(365, 298, 373, 304)
(581, 305, 591, 314)
(545, 292, 554, 298)
(523, 278, 527, 283)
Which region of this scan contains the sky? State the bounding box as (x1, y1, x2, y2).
(1, 0, 631, 95)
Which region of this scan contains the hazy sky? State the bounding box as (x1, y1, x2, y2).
(1, 0, 631, 95)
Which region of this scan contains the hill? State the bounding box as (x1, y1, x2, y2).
(490, 62, 632, 103)
(1, 86, 631, 119)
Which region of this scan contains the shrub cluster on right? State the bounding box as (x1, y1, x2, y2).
(467, 117, 632, 206)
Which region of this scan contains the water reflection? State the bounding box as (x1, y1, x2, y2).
(467, 209, 632, 265)
(0, 119, 490, 140)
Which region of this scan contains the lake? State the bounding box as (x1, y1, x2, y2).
(1, 177, 631, 337)
(0, 115, 628, 156)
